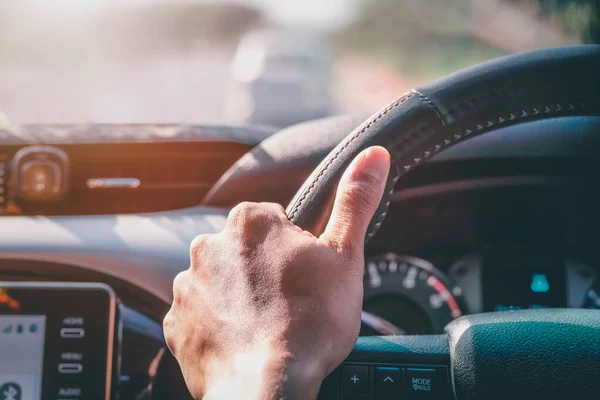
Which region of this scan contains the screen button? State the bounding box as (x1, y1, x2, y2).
(406, 368, 437, 398)
(58, 364, 83, 374)
(60, 328, 85, 339)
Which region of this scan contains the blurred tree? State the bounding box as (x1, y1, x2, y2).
(334, 0, 503, 77)
(544, 0, 599, 42)
(335, 0, 595, 79)
(509, 0, 598, 42)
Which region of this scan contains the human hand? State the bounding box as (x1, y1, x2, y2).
(164, 146, 390, 399)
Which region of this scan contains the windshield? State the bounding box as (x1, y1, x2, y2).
(0, 0, 597, 127)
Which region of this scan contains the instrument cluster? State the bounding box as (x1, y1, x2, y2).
(361, 245, 599, 335)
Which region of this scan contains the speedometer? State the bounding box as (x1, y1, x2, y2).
(361, 253, 466, 336)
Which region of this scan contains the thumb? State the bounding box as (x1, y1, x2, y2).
(321, 146, 390, 251)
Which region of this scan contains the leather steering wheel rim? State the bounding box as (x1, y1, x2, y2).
(286, 45, 600, 240)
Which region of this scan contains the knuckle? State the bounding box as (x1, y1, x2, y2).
(228, 202, 260, 223)
(173, 270, 187, 288)
(163, 309, 174, 331)
(189, 234, 211, 261)
(227, 202, 275, 240)
(172, 270, 189, 301)
(163, 310, 177, 353)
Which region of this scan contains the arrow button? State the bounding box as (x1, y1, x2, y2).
(375, 367, 402, 400)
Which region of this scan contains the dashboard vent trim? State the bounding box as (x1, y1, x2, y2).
(9, 142, 249, 215)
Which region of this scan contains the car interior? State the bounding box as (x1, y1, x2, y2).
(1, 2, 600, 400)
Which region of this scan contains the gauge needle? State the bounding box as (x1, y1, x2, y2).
(361, 311, 407, 335)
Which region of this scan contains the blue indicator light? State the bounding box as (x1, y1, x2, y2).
(530, 274, 550, 293)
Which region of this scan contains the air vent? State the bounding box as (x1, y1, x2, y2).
(15, 142, 250, 215)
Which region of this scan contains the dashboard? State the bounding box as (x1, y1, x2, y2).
(0, 114, 599, 399)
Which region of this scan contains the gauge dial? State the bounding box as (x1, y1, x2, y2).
(361, 253, 466, 336)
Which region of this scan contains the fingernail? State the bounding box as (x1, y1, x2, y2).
(359, 146, 390, 181)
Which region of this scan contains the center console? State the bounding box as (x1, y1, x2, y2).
(0, 282, 120, 400)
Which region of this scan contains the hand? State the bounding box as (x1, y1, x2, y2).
(164, 146, 390, 400)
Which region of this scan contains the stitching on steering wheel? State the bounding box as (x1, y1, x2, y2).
(364, 99, 592, 239)
(391, 100, 589, 172)
(411, 90, 447, 128)
(287, 91, 415, 221)
(366, 165, 400, 240)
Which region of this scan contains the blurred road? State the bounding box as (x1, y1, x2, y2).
(0, 51, 406, 126)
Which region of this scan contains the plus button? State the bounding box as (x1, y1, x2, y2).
(341, 365, 369, 393)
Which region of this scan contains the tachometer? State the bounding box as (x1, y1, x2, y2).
(361, 253, 466, 336)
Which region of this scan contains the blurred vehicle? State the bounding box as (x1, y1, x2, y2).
(225, 29, 335, 128)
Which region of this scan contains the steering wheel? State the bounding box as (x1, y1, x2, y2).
(286, 45, 600, 400)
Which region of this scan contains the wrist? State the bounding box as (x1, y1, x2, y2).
(273, 356, 327, 400)
(203, 346, 325, 400)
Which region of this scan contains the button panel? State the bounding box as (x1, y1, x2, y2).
(53, 316, 87, 399)
(336, 363, 449, 399)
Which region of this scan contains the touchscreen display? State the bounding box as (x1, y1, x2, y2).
(0, 316, 46, 400)
(0, 283, 117, 400)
